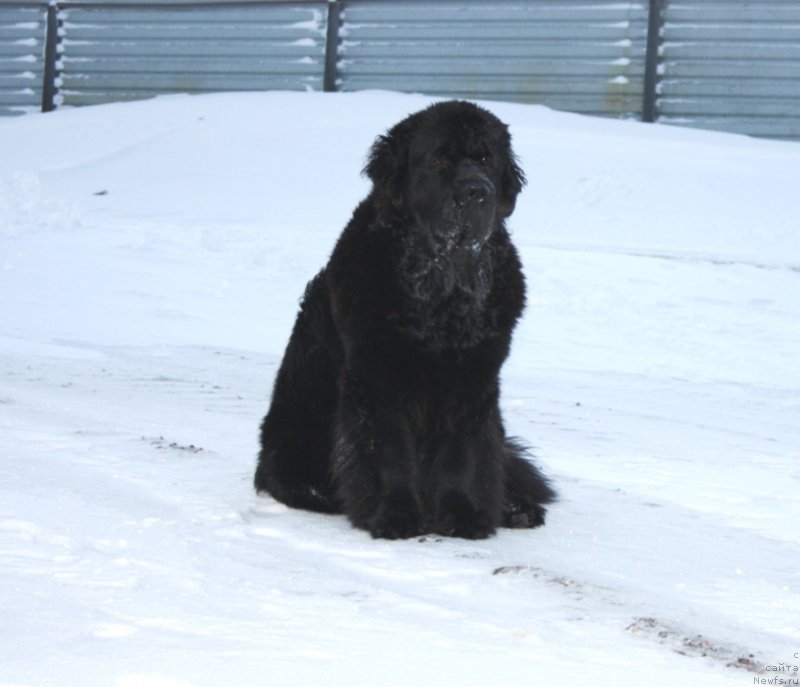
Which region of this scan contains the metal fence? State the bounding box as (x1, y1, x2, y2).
(0, 2, 49, 116)
(1, 0, 798, 140)
(57, 1, 328, 107)
(335, 1, 650, 120)
(659, 0, 800, 140)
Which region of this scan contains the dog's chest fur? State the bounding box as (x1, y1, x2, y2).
(388, 233, 500, 352)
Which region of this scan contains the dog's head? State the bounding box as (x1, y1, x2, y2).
(364, 101, 525, 256)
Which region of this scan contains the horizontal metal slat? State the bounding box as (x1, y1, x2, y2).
(59, 0, 320, 4)
(342, 41, 646, 61)
(342, 24, 645, 42)
(665, 5, 800, 23)
(64, 23, 322, 41)
(0, 87, 38, 103)
(659, 97, 800, 118)
(0, 53, 40, 66)
(663, 41, 800, 61)
(658, 115, 800, 139)
(63, 38, 323, 58)
(342, 59, 640, 79)
(0, 7, 45, 20)
(659, 79, 800, 99)
(60, 81, 316, 107)
(61, 71, 321, 90)
(343, 5, 648, 24)
(663, 60, 800, 80)
(0, 26, 44, 41)
(0, 72, 38, 86)
(342, 77, 642, 112)
(62, 56, 320, 75)
(340, 73, 643, 98)
(663, 24, 800, 42)
(63, 6, 325, 25)
(0, 43, 41, 57)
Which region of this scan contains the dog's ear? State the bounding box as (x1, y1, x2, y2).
(499, 147, 526, 217)
(363, 130, 408, 207)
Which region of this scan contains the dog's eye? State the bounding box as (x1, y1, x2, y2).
(478, 153, 492, 166)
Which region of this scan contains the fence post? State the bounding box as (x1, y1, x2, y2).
(324, 0, 342, 92)
(642, 0, 665, 123)
(41, 2, 60, 112)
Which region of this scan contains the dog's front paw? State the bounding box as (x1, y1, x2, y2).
(368, 489, 425, 540)
(503, 500, 547, 529)
(434, 491, 496, 540)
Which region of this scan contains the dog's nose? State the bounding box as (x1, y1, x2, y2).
(466, 182, 488, 204)
(455, 177, 492, 206)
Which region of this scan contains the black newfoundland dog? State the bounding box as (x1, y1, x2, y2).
(255, 101, 555, 539)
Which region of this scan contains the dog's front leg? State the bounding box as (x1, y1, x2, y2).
(430, 424, 505, 539)
(332, 369, 425, 539)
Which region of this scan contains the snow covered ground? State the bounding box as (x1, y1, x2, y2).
(1, 91, 799, 687)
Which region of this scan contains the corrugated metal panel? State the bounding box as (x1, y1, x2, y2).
(659, 1, 800, 140)
(338, 0, 649, 119)
(59, 2, 328, 107)
(0, 3, 47, 116)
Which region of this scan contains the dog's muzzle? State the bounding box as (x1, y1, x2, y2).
(449, 173, 496, 251)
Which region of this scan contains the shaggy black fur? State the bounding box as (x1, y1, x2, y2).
(255, 101, 555, 539)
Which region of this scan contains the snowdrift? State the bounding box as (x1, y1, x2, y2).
(1, 92, 799, 687)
